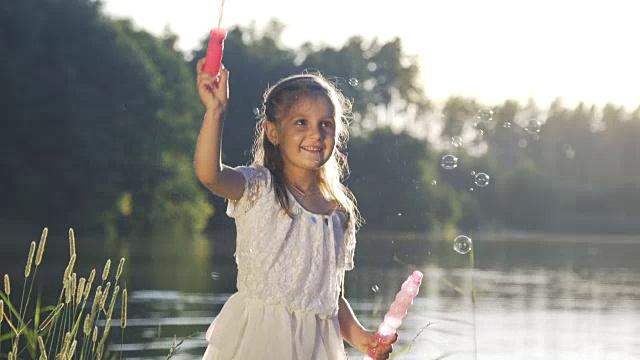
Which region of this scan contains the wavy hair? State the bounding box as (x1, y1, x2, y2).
(252, 72, 362, 230)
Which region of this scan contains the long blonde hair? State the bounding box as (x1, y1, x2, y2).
(252, 72, 362, 230)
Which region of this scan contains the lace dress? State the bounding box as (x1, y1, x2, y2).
(202, 164, 356, 360)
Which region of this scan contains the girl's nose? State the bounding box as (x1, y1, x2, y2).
(310, 125, 325, 139)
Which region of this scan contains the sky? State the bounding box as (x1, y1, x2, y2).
(102, 0, 639, 110)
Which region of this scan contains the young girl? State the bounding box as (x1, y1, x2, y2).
(194, 59, 397, 359)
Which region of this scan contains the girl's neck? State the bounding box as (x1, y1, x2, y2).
(283, 169, 320, 194)
(288, 182, 321, 199)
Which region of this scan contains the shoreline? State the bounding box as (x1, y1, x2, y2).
(359, 230, 640, 245)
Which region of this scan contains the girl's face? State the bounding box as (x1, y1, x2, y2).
(265, 95, 337, 175)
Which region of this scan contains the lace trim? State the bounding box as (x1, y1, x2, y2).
(227, 164, 270, 217)
(343, 222, 356, 270)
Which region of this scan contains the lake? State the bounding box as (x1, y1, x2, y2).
(1, 230, 639, 359)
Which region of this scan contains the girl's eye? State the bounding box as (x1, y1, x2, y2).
(321, 121, 335, 128)
(295, 119, 307, 125)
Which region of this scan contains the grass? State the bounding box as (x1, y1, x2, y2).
(1, 228, 128, 360)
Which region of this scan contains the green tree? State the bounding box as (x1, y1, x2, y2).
(347, 128, 457, 232)
(0, 0, 212, 239)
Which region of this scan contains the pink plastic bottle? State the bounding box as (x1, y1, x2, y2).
(203, 28, 227, 77)
(364, 271, 423, 360)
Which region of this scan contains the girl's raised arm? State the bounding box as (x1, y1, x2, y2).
(194, 58, 245, 200)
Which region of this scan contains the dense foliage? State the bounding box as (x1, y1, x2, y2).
(2, 0, 639, 242)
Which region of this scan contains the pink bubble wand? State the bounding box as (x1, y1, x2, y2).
(364, 270, 423, 360)
(203, 0, 227, 78)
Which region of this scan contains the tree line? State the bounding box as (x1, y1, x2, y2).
(2, 0, 639, 244)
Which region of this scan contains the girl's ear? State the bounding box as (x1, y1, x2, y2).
(264, 121, 279, 146)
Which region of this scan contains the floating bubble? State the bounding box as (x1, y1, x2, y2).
(474, 172, 490, 187)
(563, 144, 575, 159)
(502, 122, 512, 128)
(348, 78, 359, 87)
(253, 107, 260, 116)
(525, 118, 541, 134)
(451, 136, 463, 148)
(430, 180, 437, 186)
(470, 171, 476, 176)
(397, 213, 402, 217)
(453, 235, 472, 254)
(441, 155, 458, 170)
(589, 123, 603, 133)
(372, 285, 379, 292)
(476, 108, 494, 122)
(469, 187, 474, 192)
(476, 129, 484, 137)
(211, 272, 220, 280)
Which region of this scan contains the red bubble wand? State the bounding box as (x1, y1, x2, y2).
(203, 0, 227, 77)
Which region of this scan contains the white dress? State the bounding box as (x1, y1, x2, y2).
(202, 164, 356, 360)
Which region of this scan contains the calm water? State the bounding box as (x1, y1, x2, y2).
(2, 231, 639, 359)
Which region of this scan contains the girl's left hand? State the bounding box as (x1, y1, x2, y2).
(360, 330, 398, 360)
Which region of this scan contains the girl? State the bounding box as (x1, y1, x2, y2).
(194, 59, 397, 359)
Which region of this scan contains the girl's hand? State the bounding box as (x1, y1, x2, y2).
(358, 330, 398, 360)
(196, 58, 229, 113)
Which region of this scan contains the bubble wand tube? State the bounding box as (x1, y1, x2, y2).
(364, 271, 423, 360)
(203, 0, 227, 77)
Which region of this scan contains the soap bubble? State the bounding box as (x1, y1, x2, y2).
(525, 118, 541, 134)
(470, 171, 476, 176)
(502, 122, 512, 128)
(441, 155, 458, 170)
(469, 187, 474, 192)
(430, 180, 437, 186)
(348, 78, 359, 87)
(397, 213, 402, 217)
(451, 136, 463, 147)
(563, 144, 576, 159)
(211, 272, 220, 280)
(474, 172, 490, 187)
(453, 235, 472, 254)
(476, 108, 493, 122)
(372, 285, 379, 292)
(253, 107, 260, 116)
